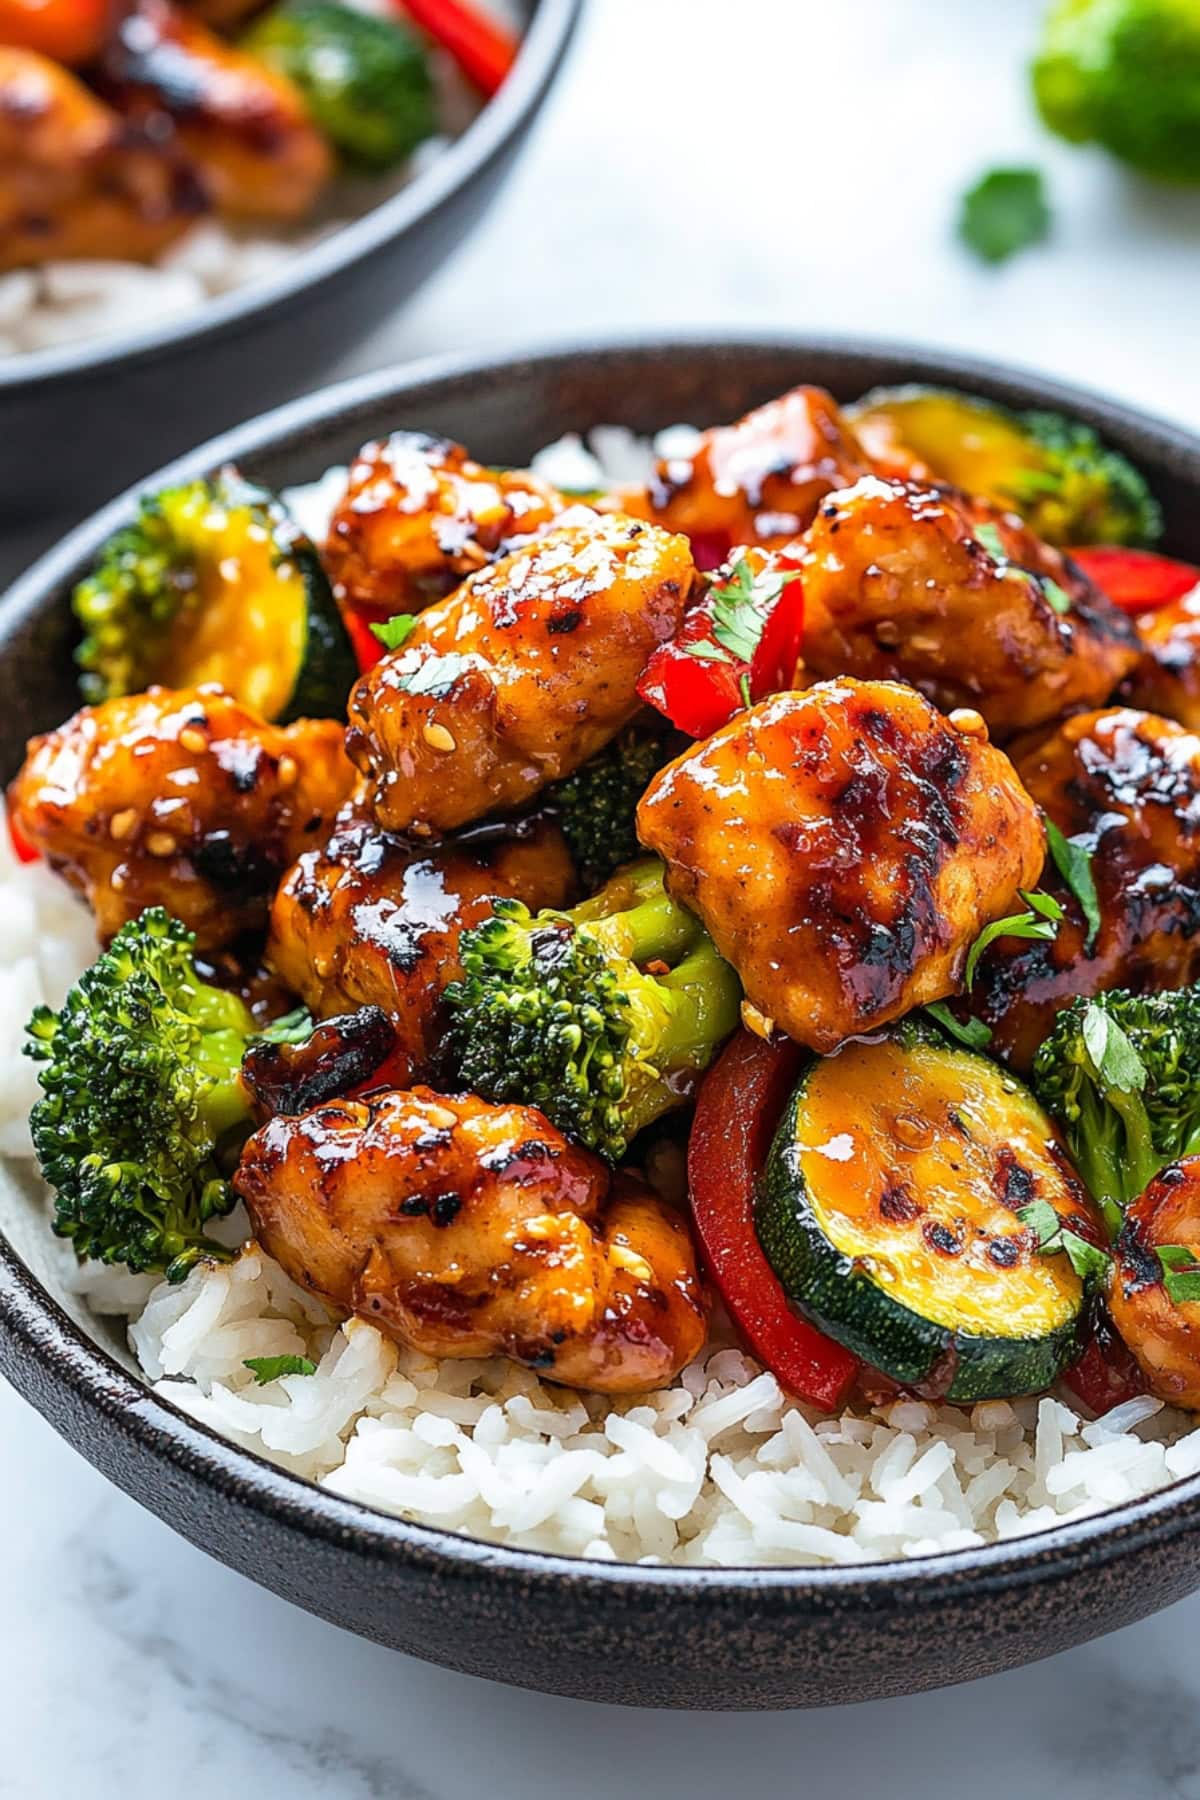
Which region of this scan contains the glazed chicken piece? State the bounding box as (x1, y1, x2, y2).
(324, 432, 565, 628)
(0, 0, 113, 64)
(968, 707, 1200, 1068)
(0, 46, 203, 272)
(624, 385, 873, 564)
(346, 512, 696, 835)
(235, 1089, 708, 1392)
(268, 810, 575, 1078)
(1120, 584, 1200, 730)
(1110, 1159, 1200, 1410)
(8, 685, 354, 948)
(636, 679, 1045, 1054)
(95, 0, 331, 222)
(798, 477, 1142, 741)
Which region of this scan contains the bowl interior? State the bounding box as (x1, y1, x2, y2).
(4, 334, 1200, 1558)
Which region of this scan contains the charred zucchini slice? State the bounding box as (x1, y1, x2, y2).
(755, 1022, 1096, 1401)
(846, 384, 1161, 548)
(73, 468, 357, 722)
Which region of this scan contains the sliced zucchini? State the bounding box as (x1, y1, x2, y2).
(846, 384, 1162, 548)
(73, 467, 358, 722)
(755, 1022, 1095, 1401)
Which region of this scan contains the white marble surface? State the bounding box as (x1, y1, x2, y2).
(5, 0, 1200, 1790)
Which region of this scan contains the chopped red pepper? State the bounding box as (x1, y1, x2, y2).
(637, 548, 804, 739)
(686, 531, 732, 574)
(1061, 1315, 1148, 1416)
(397, 0, 518, 95)
(1069, 546, 1200, 616)
(8, 811, 39, 865)
(344, 608, 386, 675)
(688, 1029, 859, 1409)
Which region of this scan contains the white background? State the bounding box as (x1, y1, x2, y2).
(3, 1, 1200, 1793)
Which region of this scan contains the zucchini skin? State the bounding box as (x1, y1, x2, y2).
(755, 1043, 1088, 1404)
(277, 535, 359, 726)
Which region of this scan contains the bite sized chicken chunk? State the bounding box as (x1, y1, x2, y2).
(324, 432, 565, 627)
(1120, 585, 1200, 731)
(625, 385, 872, 564)
(968, 707, 1200, 1068)
(235, 1089, 708, 1393)
(0, 46, 203, 272)
(799, 478, 1141, 740)
(96, 0, 331, 222)
(636, 679, 1044, 1053)
(1110, 1159, 1200, 1410)
(346, 512, 697, 835)
(8, 686, 353, 947)
(268, 810, 575, 1079)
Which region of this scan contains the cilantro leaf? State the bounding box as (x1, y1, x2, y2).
(370, 613, 418, 652)
(684, 556, 803, 677)
(1040, 576, 1072, 616)
(1017, 1200, 1111, 1284)
(1156, 1245, 1200, 1306)
(958, 167, 1051, 265)
(243, 1354, 317, 1385)
(964, 890, 1063, 989)
(974, 522, 1007, 563)
(1080, 1000, 1147, 1094)
(923, 1001, 993, 1050)
(1044, 816, 1101, 950)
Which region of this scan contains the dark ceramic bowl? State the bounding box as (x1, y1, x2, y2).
(0, 0, 580, 524)
(3, 338, 1200, 1712)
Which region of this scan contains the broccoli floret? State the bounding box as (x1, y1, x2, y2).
(245, 0, 435, 169)
(73, 481, 209, 704)
(848, 385, 1161, 547)
(546, 724, 675, 891)
(1033, 0, 1200, 184)
(444, 858, 742, 1162)
(1018, 409, 1163, 549)
(1031, 987, 1200, 1236)
(25, 910, 308, 1282)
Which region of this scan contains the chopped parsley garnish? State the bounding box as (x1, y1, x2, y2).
(1156, 1245, 1200, 1306)
(243, 1354, 317, 1384)
(1040, 575, 1072, 616)
(964, 889, 1064, 989)
(958, 166, 1051, 265)
(1018, 1198, 1111, 1283)
(923, 1001, 993, 1050)
(1081, 1000, 1148, 1097)
(1044, 816, 1101, 951)
(974, 522, 1072, 616)
(371, 613, 418, 651)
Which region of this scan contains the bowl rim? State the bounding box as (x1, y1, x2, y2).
(6, 328, 1200, 1605)
(0, 0, 581, 396)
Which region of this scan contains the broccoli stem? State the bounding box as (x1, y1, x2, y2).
(613, 939, 743, 1145)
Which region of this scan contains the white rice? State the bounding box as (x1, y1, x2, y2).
(2, 815, 1198, 1567)
(0, 0, 522, 359)
(5, 417, 1200, 1567)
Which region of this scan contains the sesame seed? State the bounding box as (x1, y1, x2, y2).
(422, 721, 457, 753)
(178, 725, 207, 755)
(109, 808, 138, 842)
(277, 753, 298, 788)
(145, 831, 177, 858)
(949, 707, 989, 741)
(610, 1242, 653, 1283)
(740, 1001, 777, 1041)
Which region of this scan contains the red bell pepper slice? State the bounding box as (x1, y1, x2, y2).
(1061, 1315, 1147, 1416)
(343, 608, 386, 675)
(397, 0, 518, 95)
(8, 811, 39, 865)
(688, 1029, 859, 1409)
(637, 549, 805, 739)
(1069, 546, 1200, 616)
